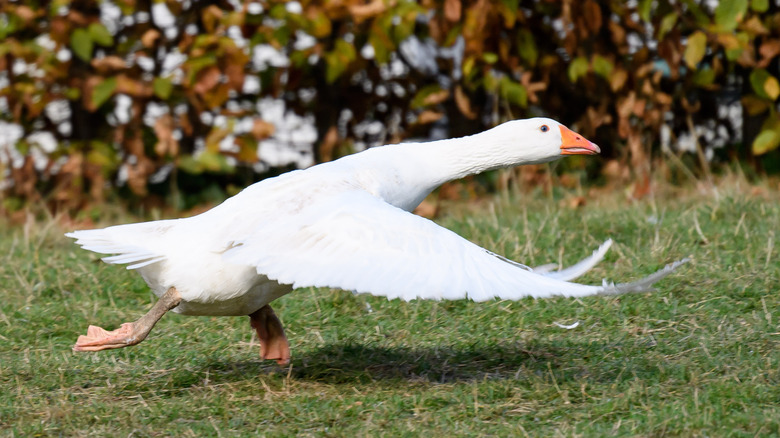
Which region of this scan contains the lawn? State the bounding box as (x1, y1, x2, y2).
(1, 180, 778, 437)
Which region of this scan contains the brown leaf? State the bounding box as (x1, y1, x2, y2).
(251, 119, 276, 140)
(224, 62, 245, 89)
(654, 92, 673, 106)
(413, 199, 438, 219)
(422, 89, 450, 106)
(455, 86, 477, 119)
(417, 110, 444, 124)
(141, 29, 161, 48)
(609, 20, 627, 52)
(127, 157, 155, 196)
(742, 16, 768, 35)
(758, 40, 780, 68)
(82, 76, 104, 112)
(520, 72, 547, 103)
(202, 5, 224, 33)
(153, 114, 179, 157)
(585, 106, 612, 130)
(179, 113, 194, 136)
(116, 74, 153, 98)
(13, 5, 37, 24)
(566, 195, 587, 209)
(583, 0, 602, 33)
(444, 0, 462, 22)
(318, 126, 339, 162)
(741, 95, 770, 115)
(349, 0, 387, 24)
(601, 159, 630, 181)
(610, 68, 628, 91)
(193, 66, 221, 95)
(91, 56, 126, 73)
(125, 137, 144, 157)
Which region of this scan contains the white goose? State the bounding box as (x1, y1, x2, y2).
(68, 118, 686, 365)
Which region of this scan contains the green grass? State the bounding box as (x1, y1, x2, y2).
(1, 182, 778, 437)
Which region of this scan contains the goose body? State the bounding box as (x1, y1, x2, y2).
(68, 118, 686, 363)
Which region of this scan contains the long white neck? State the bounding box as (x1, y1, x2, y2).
(337, 130, 552, 211)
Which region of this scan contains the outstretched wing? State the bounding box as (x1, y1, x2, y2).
(222, 190, 683, 301)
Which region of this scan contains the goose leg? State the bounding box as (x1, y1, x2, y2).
(73, 287, 182, 352)
(249, 305, 290, 365)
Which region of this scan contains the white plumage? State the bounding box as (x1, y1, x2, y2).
(67, 118, 686, 361)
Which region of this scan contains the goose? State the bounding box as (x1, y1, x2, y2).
(67, 118, 687, 365)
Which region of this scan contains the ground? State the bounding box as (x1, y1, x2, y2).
(1, 180, 778, 437)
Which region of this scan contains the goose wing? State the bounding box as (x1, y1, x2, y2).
(222, 189, 684, 301)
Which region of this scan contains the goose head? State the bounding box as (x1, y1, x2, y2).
(483, 117, 600, 166)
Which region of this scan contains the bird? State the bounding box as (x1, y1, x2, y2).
(67, 117, 687, 365)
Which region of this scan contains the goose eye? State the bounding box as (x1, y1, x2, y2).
(540, 125, 549, 133)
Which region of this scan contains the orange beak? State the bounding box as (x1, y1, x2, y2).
(560, 125, 600, 155)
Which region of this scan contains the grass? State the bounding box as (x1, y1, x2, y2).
(1, 180, 778, 437)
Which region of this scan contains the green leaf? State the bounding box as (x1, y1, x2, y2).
(516, 29, 537, 67)
(499, 77, 527, 107)
(325, 39, 356, 83)
(70, 28, 93, 62)
(91, 77, 117, 109)
(715, 0, 748, 32)
(88, 22, 113, 47)
(752, 128, 780, 154)
(87, 140, 119, 169)
(751, 0, 769, 12)
(692, 66, 716, 86)
(658, 13, 678, 40)
(482, 52, 498, 64)
(177, 155, 203, 174)
(637, 0, 652, 22)
(197, 150, 233, 172)
(153, 77, 173, 100)
(684, 31, 707, 69)
(592, 55, 613, 78)
(681, 0, 710, 26)
(749, 68, 779, 99)
(568, 57, 589, 82)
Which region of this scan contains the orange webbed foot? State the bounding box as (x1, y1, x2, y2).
(73, 322, 138, 352)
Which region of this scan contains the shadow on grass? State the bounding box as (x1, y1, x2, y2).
(198, 340, 644, 386)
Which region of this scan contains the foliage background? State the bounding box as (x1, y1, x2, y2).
(2, 0, 780, 212)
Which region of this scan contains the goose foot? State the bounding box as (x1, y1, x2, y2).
(73, 287, 182, 352)
(73, 323, 143, 351)
(250, 305, 290, 366)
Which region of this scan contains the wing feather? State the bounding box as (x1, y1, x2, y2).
(222, 190, 684, 301)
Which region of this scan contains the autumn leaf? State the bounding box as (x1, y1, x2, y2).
(752, 128, 780, 154)
(444, 0, 462, 22)
(251, 119, 275, 140)
(141, 29, 161, 48)
(455, 86, 477, 119)
(684, 31, 707, 69)
(750, 68, 780, 100)
(416, 110, 444, 124)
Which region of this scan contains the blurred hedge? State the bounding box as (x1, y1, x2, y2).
(1, 0, 779, 212)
